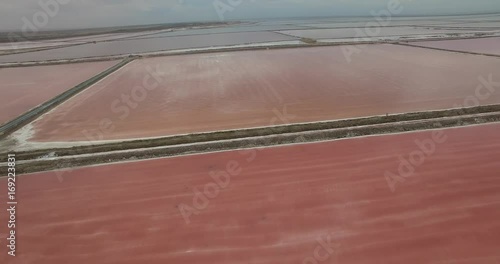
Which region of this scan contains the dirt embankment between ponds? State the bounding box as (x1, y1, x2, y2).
(1, 104, 500, 175)
(0, 57, 135, 140)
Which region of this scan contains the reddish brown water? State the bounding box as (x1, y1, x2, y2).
(0, 61, 118, 125)
(31, 44, 500, 142)
(2, 123, 500, 263)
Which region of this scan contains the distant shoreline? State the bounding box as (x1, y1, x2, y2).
(0, 21, 240, 43)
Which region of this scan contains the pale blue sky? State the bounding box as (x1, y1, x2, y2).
(1, 0, 500, 30)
